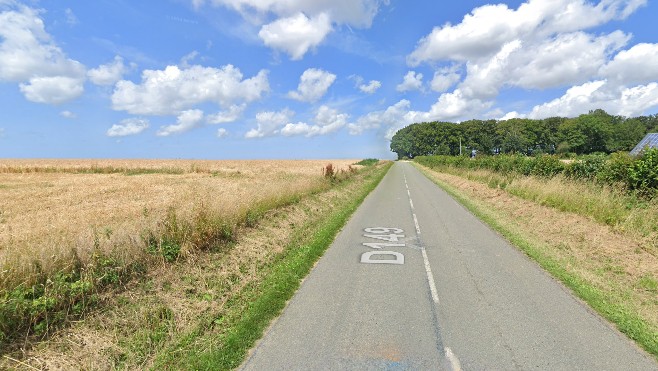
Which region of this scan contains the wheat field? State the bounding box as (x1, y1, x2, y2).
(0, 159, 358, 290)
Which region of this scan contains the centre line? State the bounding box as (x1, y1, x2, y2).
(403, 170, 439, 304)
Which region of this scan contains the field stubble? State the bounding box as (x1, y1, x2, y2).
(0, 159, 358, 290)
(0, 160, 390, 369)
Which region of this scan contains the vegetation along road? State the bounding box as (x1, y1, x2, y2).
(241, 162, 657, 370)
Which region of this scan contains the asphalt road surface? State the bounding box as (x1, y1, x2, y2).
(240, 162, 657, 370)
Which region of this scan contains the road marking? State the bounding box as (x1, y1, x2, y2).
(412, 213, 421, 235)
(445, 347, 462, 371)
(403, 169, 440, 304)
(421, 248, 440, 304)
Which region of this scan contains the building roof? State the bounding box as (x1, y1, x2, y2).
(630, 133, 658, 156)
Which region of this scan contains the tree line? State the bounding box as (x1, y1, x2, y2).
(390, 109, 658, 159)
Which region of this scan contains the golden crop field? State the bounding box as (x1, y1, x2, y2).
(0, 159, 359, 290)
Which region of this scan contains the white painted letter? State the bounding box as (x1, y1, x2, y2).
(360, 251, 404, 265)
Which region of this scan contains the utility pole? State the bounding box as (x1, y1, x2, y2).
(459, 138, 462, 156)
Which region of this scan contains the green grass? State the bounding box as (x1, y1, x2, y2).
(151, 163, 392, 370)
(354, 158, 379, 166)
(413, 163, 658, 360)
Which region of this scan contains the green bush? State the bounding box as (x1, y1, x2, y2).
(597, 152, 633, 185)
(628, 148, 658, 196)
(564, 155, 606, 180)
(416, 152, 657, 199)
(531, 155, 565, 177)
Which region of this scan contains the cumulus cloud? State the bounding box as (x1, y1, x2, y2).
(19, 76, 84, 104)
(106, 118, 150, 137)
(509, 31, 629, 90)
(600, 43, 658, 84)
(245, 108, 295, 138)
(401, 0, 652, 124)
(195, 0, 389, 59)
(349, 99, 414, 138)
(88, 56, 130, 86)
(408, 0, 644, 65)
(157, 109, 205, 136)
(0, 3, 86, 104)
(527, 80, 658, 118)
(396, 71, 423, 92)
(359, 80, 381, 94)
(350, 75, 381, 94)
(112, 64, 269, 115)
(431, 67, 461, 93)
(281, 105, 348, 137)
(418, 89, 492, 122)
(259, 12, 332, 60)
(206, 104, 246, 124)
(287, 68, 336, 102)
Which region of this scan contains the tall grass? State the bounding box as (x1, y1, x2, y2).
(416, 163, 658, 253)
(0, 159, 360, 350)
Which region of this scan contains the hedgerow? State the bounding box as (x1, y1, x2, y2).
(415, 148, 658, 197)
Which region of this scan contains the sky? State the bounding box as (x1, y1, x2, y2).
(1, 0, 658, 159)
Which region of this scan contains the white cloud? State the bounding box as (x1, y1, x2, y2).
(60, 110, 76, 119)
(245, 108, 294, 138)
(401, 0, 651, 124)
(499, 111, 524, 120)
(196, 0, 386, 28)
(0, 3, 86, 104)
(195, 0, 388, 59)
(510, 31, 629, 90)
(350, 75, 381, 94)
(281, 105, 348, 137)
(528, 80, 658, 118)
(157, 109, 205, 136)
(217, 128, 229, 138)
(410, 89, 492, 123)
(407, 0, 645, 66)
(600, 43, 658, 84)
(206, 104, 246, 124)
(287, 68, 336, 102)
(19, 76, 84, 104)
(88, 56, 129, 86)
(396, 71, 423, 92)
(112, 64, 269, 115)
(359, 80, 381, 94)
(259, 12, 332, 60)
(349, 99, 414, 138)
(431, 67, 461, 93)
(106, 118, 150, 137)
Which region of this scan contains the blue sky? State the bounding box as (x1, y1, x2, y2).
(1, 0, 657, 159)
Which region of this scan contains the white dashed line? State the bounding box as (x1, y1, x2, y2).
(445, 347, 463, 371)
(404, 168, 461, 369)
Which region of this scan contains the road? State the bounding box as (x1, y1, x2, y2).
(240, 162, 657, 370)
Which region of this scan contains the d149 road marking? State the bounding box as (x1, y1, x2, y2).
(360, 227, 405, 265)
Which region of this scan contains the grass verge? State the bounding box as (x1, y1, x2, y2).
(152, 162, 391, 370)
(413, 162, 658, 360)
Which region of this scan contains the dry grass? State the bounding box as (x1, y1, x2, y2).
(448, 167, 658, 253)
(416, 163, 658, 355)
(0, 159, 358, 290)
(0, 162, 389, 369)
